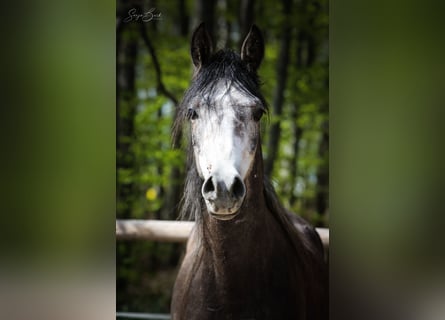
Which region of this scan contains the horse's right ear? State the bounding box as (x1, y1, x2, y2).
(191, 23, 213, 70)
(241, 25, 264, 73)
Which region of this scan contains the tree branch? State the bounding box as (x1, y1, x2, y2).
(264, 0, 293, 177)
(139, 21, 178, 106)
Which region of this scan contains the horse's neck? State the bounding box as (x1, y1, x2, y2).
(196, 172, 301, 315)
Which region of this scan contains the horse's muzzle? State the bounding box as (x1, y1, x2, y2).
(201, 175, 246, 219)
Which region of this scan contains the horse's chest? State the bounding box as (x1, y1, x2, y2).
(187, 256, 302, 319)
(172, 228, 306, 320)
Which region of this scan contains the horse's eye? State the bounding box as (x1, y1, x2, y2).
(186, 108, 198, 120)
(252, 108, 264, 122)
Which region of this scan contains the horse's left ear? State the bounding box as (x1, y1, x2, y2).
(241, 25, 264, 72)
(191, 23, 213, 71)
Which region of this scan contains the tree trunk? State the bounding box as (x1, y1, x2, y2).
(264, 0, 293, 177)
(315, 106, 329, 224)
(116, 0, 139, 305)
(193, 0, 217, 43)
(178, 0, 190, 37)
(239, 0, 255, 48)
(289, 105, 303, 206)
(116, 5, 138, 219)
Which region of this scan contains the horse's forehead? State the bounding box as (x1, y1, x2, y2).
(203, 82, 259, 107)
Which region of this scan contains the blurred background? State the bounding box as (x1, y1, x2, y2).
(116, 0, 328, 314)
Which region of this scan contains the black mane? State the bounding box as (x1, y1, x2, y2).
(186, 49, 265, 109)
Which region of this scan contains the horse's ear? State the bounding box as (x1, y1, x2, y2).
(241, 25, 264, 72)
(191, 23, 213, 70)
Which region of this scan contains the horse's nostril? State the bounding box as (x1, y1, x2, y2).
(231, 177, 246, 200)
(202, 177, 215, 194)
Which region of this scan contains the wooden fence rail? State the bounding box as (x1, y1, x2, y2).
(116, 219, 329, 248)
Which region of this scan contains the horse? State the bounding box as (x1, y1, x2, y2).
(171, 23, 328, 320)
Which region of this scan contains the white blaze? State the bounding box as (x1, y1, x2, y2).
(192, 83, 259, 190)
